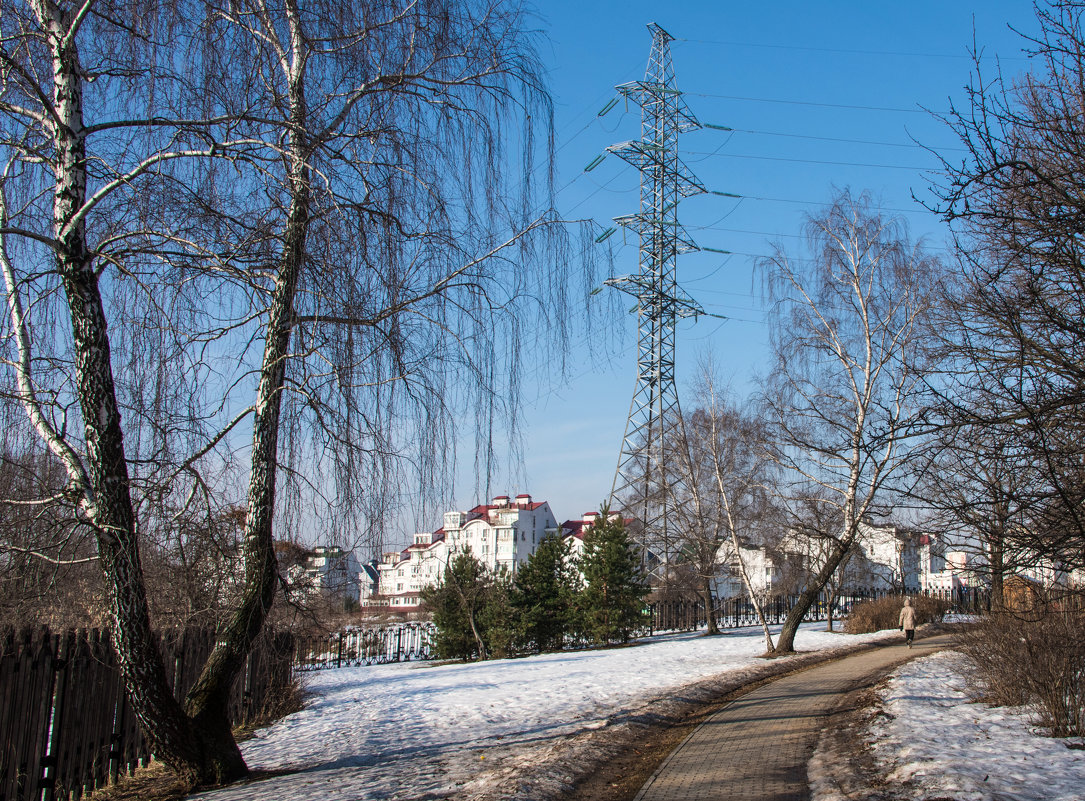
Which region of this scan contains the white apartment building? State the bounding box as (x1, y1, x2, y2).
(769, 520, 944, 593)
(372, 494, 562, 611)
(919, 549, 1081, 593)
(296, 545, 362, 601)
(715, 542, 782, 597)
(443, 494, 561, 573)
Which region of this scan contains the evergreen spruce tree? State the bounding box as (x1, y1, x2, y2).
(480, 568, 520, 659)
(578, 507, 650, 644)
(512, 534, 580, 652)
(422, 550, 492, 661)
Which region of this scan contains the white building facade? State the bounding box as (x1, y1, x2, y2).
(715, 542, 782, 597)
(297, 545, 362, 601)
(372, 494, 562, 612)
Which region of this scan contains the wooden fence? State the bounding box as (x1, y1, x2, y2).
(0, 627, 294, 801)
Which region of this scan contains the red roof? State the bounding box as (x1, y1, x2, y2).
(461, 500, 548, 520)
(561, 520, 587, 540)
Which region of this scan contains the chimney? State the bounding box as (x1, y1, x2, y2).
(516, 493, 532, 508)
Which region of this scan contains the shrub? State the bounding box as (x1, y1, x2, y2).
(958, 607, 1085, 737)
(843, 594, 949, 634)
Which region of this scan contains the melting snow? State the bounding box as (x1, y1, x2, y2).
(190, 623, 898, 801)
(855, 650, 1085, 800)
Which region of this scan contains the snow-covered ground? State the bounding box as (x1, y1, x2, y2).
(191, 623, 896, 801)
(851, 650, 1085, 800)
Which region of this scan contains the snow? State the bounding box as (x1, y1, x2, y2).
(191, 623, 898, 801)
(852, 650, 1085, 800)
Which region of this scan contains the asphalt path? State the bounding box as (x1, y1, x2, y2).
(632, 632, 955, 801)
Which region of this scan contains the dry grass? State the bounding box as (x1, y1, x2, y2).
(84, 763, 188, 801)
(843, 594, 949, 635)
(235, 673, 308, 741)
(85, 675, 308, 800)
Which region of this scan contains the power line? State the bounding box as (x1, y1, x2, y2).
(687, 90, 935, 115)
(736, 194, 930, 215)
(676, 37, 1028, 62)
(729, 126, 967, 153)
(685, 149, 932, 171)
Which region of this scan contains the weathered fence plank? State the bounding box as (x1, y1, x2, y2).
(0, 628, 293, 801)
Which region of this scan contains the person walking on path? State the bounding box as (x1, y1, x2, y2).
(898, 597, 916, 648)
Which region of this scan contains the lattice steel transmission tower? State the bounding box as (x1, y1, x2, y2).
(606, 23, 705, 564)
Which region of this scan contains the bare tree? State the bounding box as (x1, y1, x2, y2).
(909, 422, 1037, 609)
(926, 1, 1085, 573)
(0, 0, 596, 787)
(761, 190, 935, 654)
(670, 366, 777, 649)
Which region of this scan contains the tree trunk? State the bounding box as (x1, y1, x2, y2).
(468, 607, 488, 660)
(724, 526, 774, 652)
(702, 577, 719, 635)
(988, 535, 1005, 610)
(825, 583, 839, 632)
(43, 6, 212, 784)
(183, 12, 312, 776)
(774, 537, 851, 653)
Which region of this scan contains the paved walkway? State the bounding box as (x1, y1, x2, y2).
(633, 632, 955, 801)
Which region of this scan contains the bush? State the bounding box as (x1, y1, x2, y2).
(958, 607, 1085, 737)
(843, 594, 949, 634)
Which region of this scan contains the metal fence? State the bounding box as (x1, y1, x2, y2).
(293, 623, 435, 670)
(291, 587, 988, 671)
(648, 585, 989, 634)
(0, 627, 294, 801)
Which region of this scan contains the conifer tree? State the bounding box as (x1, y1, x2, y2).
(578, 508, 650, 644)
(513, 533, 580, 652)
(480, 568, 520, 659)
(422, 550, 492, 661)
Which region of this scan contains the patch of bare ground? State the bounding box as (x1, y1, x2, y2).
(808, 678, 904, 801)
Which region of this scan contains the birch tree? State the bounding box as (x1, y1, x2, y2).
(761, 190, 934, 654)
(670, 369, 777, 649)
(0, 0, 591, 786)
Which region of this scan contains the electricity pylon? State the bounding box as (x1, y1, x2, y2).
(606, 23, 705, 570)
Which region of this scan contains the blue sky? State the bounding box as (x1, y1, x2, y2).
(433, 1, 1038, 537)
